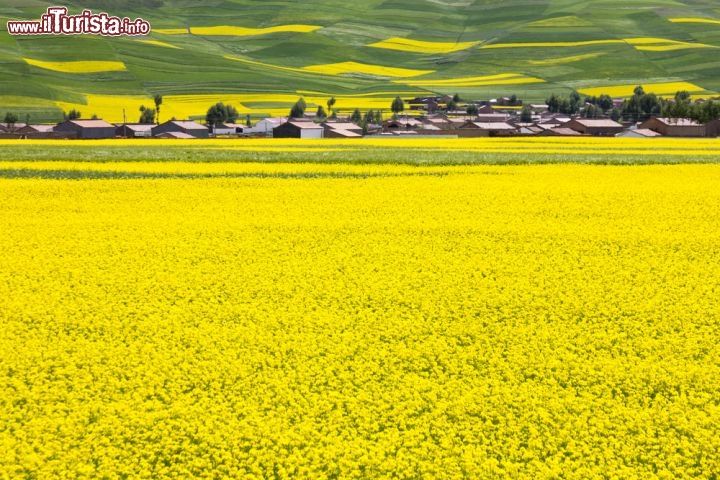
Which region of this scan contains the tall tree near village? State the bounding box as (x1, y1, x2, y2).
(391, 96, 405, 116)
(153, 94, 163, 125)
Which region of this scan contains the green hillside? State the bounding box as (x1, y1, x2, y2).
(1, 0, 720, 122)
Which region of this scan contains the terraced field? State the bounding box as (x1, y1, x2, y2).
(1, 0, 720, 122)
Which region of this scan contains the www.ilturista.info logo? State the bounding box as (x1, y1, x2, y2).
(7, 6, 150, 36)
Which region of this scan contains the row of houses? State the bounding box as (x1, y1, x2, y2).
(2, 113, 719, 140)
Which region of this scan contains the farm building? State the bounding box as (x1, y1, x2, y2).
(616, 128, 662, 138)
(273, 120, 324, 139)
(211, 123, 246, 136)
(116, 124, 153, 138)
(323, 122, 362, 138)
(154, 131, 196, 139)
(245, 117, 287, 136)
(15, 124, 55, 137)
(639, 117, 705, 137)
(705, 119, 720, 138)
(55, 119, 116, 139)
(151, 120, 208, 138)
(458, 121, 516, 137)
(562, 119, 624, 136)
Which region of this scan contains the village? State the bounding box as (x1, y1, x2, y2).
(2, 93, 720, 140)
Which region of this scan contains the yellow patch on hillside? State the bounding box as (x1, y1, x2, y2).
(135, 39, 181, 49)
(53, 92, 429, 123)
(578, 81, 709, 97)
(526, 15, 593, 27)
(367, 37, 481, 53)
(668, 17, 720, 25)
(23, 58, 126, 73)
(396, 73, 545, 87)
(624, 37, 716, 51)
(482, 37, 715, 51)
(528, 52, 605, 65)
(481, 39, 624, 49)
(301, 61, 434, 78)
(156, 25, 320, 36)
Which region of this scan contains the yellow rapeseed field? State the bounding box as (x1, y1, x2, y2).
(578, 81, 709, 98)
(1, 159, 719, 478)
(668, 17, 720, 25)
(301, 62, 434, 78)
(135, 39, 182, 49)
(395, 73, 545, 88)
(481, 37, 715, 51)
(527, 52, 605, 65)
(367, 37, 481, 53)
(22, 58, 126, 73)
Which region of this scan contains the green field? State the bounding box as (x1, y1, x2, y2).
(1, 0, 720, 122)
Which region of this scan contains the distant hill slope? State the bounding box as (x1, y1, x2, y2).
(1, 0, 719, 122)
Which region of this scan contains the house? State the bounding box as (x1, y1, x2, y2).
(115, 124, 153, 138)
(16, 124, 54, 135)
(323, 122, 362, 138)
(245, 117, 287, 136)
(616, 128, 662, 138)
(211, 123, 246, 136)
(273, 120, 324, 139)
(458, 121, 516, 137)
(154, 131, 196, 139)
(639, 117, 705, 137)
(705, 119, 720, 138)
(561, 118, 624, 136)
(55, 119, 116, 139)
(0, 122, 27, 132)
(151, 120, 209, 138)
(537, 127, 582, 136)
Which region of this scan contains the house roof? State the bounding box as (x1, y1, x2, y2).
(167, 120, 206, 130)
(287, 121, 323, 129)
(324, 122, 361, 130)
(66, 119, 115, 128)
(19, 124, 54, 132)
(548, 127, 581, 136)
(328, 128, 362, 138)
(119, 124, 154, 131)
(626, 128, 662, 137)
(472, 122, 515, 130)
(568, 119, 623, 128)
(651, 117, 702, 127)
(156, 131, 196, 139)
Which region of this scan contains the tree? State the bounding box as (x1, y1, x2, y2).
(568, 91, 581, 115)
(597, 94, 614, 112)
(633, 85, 645, 97)
(246, 114, 252, 127)
(364, 109, 375, 124)
(3, 112, 18, 130)
(452, 93, 461, 103)
(350, 108, 362, 123)
(64, 109, 81, 120)
(391, 96, 404, 115)
(447, 99, 457, 111)
(466, 103, 479, 116)
(153, 94, 163, 125)
(583, 104, 601, 118)
(139, 105, 156, 124)
(509, 94, 518, 105)
(327, 96, 336, 111)
(289, 98, 306, 118)
(206, 102, 239, 127)
(610, 108, 621, 122)
(546, 94, 560, 113)
(374, 110, 383, 124)
(316, 105, 327, 120)
(520, 105, 532, 122)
